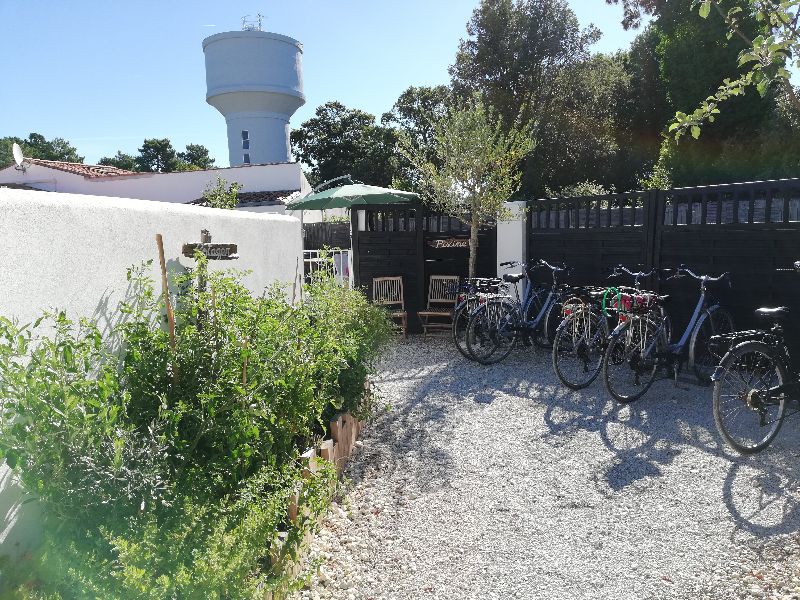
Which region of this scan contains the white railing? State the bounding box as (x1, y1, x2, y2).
(303, 248, 351, 288)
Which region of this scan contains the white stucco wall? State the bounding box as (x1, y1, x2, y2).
(0, 189, 303, 574)
(0, 161, 310, 205)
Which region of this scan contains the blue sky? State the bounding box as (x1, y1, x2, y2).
(0, 1, 639, 166)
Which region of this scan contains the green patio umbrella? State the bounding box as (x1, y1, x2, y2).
(286, 177, 418, 211)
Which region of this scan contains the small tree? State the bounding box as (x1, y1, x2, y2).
(399, 96, 534, 278)
(202, 177, 241, 210)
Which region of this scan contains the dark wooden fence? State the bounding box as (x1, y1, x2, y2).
(528, 179, 800, 347)
(351, 203, 496, 333)
(302, 222, 351, 250)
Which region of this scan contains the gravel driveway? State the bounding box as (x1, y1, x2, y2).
(299, 338, 800, 600)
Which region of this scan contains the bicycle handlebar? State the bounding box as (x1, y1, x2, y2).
(537, 259, 568, 272)
(608, 265, 656, 279)
(677, 265, 730, 283)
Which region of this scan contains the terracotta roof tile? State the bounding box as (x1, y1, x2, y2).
(28, 158, 138, 178)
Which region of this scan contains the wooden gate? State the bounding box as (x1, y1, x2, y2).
(351, 203, 496, 333)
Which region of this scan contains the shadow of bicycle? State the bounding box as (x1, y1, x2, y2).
(722, 433, 800, 541)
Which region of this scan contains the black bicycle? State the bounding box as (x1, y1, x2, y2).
(711, 261, 800, 454)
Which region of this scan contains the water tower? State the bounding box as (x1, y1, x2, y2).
(203, 15, 305, 166)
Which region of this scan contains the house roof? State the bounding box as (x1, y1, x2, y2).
(190, 189, 302, 208)
(27, 158, 138, 178)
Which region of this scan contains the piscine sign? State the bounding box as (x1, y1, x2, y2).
(182, 229, 239, 260)
(427, 238, 473, 249)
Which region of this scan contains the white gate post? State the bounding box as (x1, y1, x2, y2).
(497, 201, 528, 276)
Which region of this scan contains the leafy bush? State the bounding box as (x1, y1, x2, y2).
(544, 180, 616, 198)
(0, 260, 391, 598)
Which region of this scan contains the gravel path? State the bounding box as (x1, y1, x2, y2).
(299, 338, 800, 600)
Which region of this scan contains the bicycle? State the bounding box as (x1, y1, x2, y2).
(711, 261, 800, 454)
(551, 266, 666, 391)
(465, 259, 570, 365)
(451, 277, 504, 360)
(601, 265, 734, 403)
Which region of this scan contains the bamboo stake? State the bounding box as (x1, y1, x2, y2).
(292, 256, 299, 304)
(155, 234, 178, 383)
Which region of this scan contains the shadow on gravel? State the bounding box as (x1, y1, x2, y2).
(722, 446, 800, 539)
(358, 338, 800, 543)
(533, 362, 732, 496)
(351, 338, 546, 492)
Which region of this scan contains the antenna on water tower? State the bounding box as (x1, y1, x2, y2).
(241, 13, 264, 31)
(203, 16, 305, 166)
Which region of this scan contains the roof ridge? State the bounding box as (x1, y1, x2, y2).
(27, 158, 138, 178)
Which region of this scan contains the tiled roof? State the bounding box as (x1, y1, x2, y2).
(28, 158, 138, 178)
(190, 189, 301, 207)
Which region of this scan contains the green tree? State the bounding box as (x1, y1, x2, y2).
(382, 85, 454, 188)
(607, 0, 798, 186)
(0, 133, 83, 167)
(449, 0, 600, 126)
(201, 177, 241, 210)
(610, 0, 800, 138)
(616, 26, 674, 185)
(399, 96, 534, 278)
(98, 151, 137, 171)
(178, 143, 216, 170)
(528, 51, 635, 195)
(135, 138, 179, 173)
(448, 0, 602, 196)
(291, 102, 399, 187)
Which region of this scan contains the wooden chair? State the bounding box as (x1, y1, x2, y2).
(372, 276, 407, 337)
(417, 275, 460, 338)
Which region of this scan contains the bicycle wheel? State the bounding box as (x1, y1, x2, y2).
(690, 307, 735, 384)
(452, 300, 475, 360)
(602, 315, 664, 403)
(552, 308, 608, 390)
(712, 341, 787, 454)
(465, 300, 520, 365)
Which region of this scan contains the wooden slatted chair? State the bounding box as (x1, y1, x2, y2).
(372, 276, 408, 337)
(417, 275, 460, 338)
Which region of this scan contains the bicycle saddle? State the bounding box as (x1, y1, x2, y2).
(755, 306, 789, 321)
(502, 273, 526, 283)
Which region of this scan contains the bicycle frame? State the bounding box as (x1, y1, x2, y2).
(608, 274, 721, 361)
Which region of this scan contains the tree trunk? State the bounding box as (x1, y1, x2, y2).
(468, 215, 479, 279)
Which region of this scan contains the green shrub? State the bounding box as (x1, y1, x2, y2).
(0, 259, 391, 598)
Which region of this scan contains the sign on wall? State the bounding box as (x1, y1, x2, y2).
(426, 238, 473, 249)
(182, 229, 239, 260)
